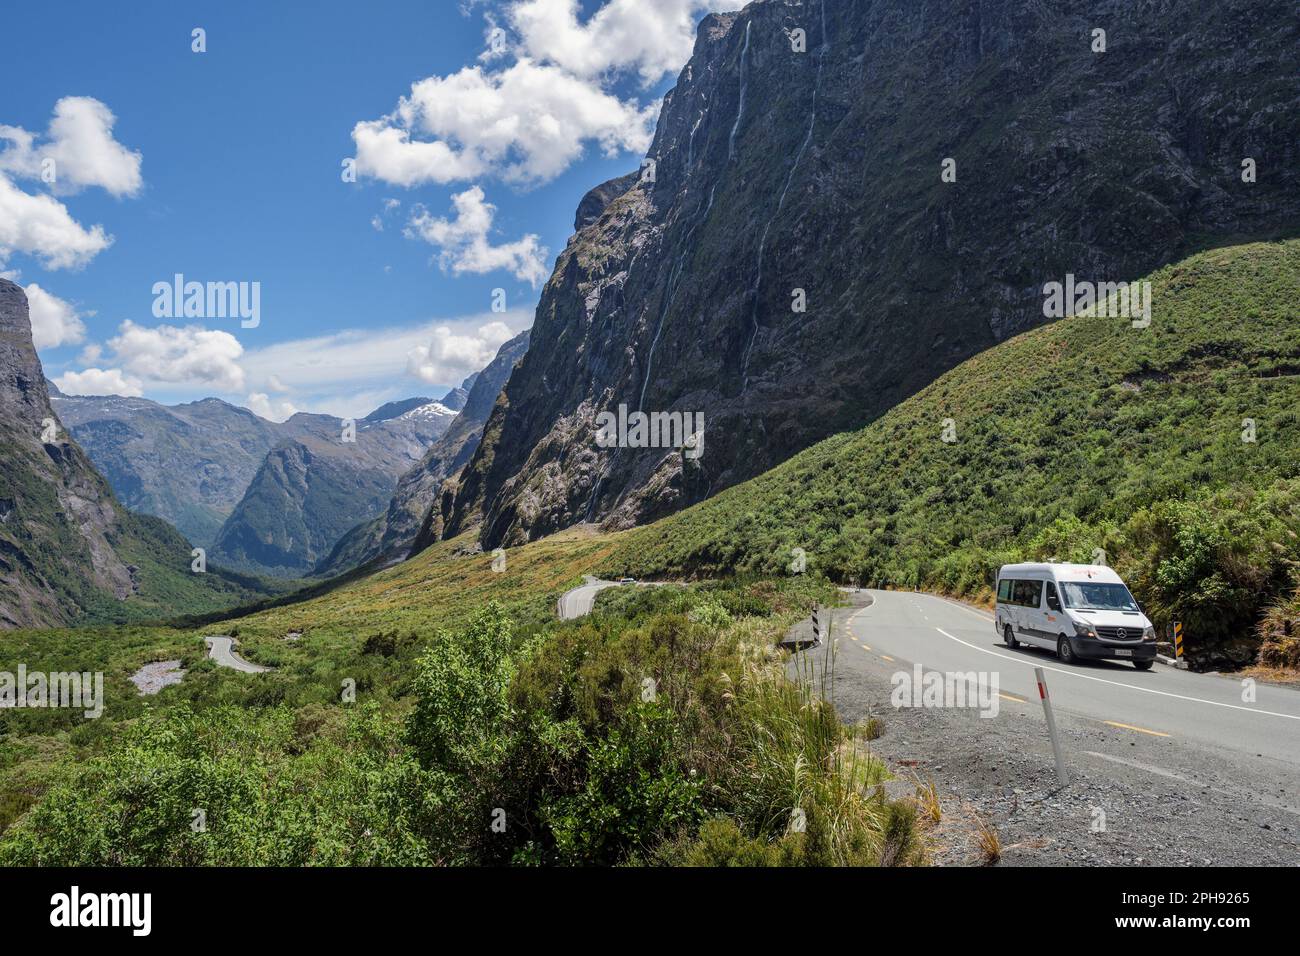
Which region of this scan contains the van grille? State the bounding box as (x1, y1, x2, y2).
(1096, 625, 1141, 642)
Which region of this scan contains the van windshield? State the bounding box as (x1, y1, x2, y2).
(1060, 581, 1139, 612)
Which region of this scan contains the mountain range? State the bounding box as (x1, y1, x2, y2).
(315, 328, 531, 577)
(0, 280, 276, 628)
(53, 381, 469, 577)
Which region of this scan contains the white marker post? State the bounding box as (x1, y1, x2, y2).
(1034, 666, 1069, 787)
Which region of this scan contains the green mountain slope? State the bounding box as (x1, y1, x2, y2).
(608, 241, 1300, 667)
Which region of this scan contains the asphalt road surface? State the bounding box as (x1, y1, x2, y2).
(204, 636, 273, 673)
(792, 589, 1300, 864)
(833, 590, 1300, 765)
(557, 576, 624, 620)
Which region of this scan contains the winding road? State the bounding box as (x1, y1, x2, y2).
(792, 589, 1300, 863)
(803, 589, 1300, 765)
(204, 636, 273, 674)
(557, 576, 624, 620)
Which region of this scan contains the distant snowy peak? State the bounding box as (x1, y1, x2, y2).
(399, 402, 457, 422)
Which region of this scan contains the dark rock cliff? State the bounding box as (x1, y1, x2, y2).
(443, 0, 1300, 548)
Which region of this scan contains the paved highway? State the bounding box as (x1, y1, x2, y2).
(792, 589, 1300, 864)
(204, 635, 273, 673)
(557, 576, 626, 620)
(828, 589, 1300, 765)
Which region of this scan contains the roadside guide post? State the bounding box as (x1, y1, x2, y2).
(1173, 621, 1184, 661)
(1034, 666, 1069, 787)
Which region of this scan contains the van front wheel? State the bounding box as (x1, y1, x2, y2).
(1003, 624, 1018, 648)
(1056, 635, 1076, 664)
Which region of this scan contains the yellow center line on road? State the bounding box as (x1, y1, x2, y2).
(880, 654, 896, 663)
(1103, 720, 1171, 738)
(860, 644, 872, 652)
(998, 693, 1026, 703)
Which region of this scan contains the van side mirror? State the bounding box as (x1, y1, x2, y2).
(1047, 596, 1062, 611)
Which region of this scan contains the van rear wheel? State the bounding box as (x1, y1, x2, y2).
(1003, 624, 1018, 648)
(1056, 635, 1076, 664)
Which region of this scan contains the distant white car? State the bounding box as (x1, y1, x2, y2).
(995, 563, 1156, 670)
(618, 577, 636, 585)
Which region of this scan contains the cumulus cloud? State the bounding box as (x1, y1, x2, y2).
(406, 320, 515, 385)
(0, 97, 143, 197)
(106, 320, 246, 391)
(0, 96, 141, 271)
(55, 367, 143, 398)
(238, 310, 530, 405)
(508, 0, 738, 86)
(246, 392, 299, 423)
(0, 173, 112, 270)
(352, 58, 656, 188)
(23, 282, 87, 350)
(405, 186, 548, 284)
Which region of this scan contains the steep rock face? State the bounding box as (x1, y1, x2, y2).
(208, 396, 461, 577)
(0, 280, 129, 627)
(0, 281, 269, 628)
(445, 0, 1300, 548)
(315, 329, 531, 577)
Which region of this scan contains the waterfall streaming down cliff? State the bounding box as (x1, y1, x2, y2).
(727, 20, 752, 162)
(741, 0, 830, 387)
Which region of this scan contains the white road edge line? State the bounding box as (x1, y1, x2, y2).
(933, 627, 1300, 723)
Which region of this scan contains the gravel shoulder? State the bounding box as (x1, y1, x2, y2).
(787, 593, 1300, 867)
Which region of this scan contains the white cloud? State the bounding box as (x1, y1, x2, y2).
(52, 310, 530, 420)
(0, 172, 112, 270)
(406, 320, 515, 385)
(55, 367, 143, 398)
(24, 282, 86, 350)
(106, 320, 246, 391)
(237, 310, 530, 410)
(0, 97, 143, 197)
(405, 186, 548, 284)
(246, 392, 299, 423)
(507, 0, 739, 86)
(352, 58, 656, 188)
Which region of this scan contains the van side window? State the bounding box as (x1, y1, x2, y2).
(1013, 580, 1042, 607)
(1045, 581, 1061, 610)
(997, 579, 1012, 602)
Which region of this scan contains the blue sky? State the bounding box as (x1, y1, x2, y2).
(0, 0, 735, 419)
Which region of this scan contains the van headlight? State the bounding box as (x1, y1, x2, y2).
(1142, 626, 1155, 642)
(1073, 622, 1095, 639)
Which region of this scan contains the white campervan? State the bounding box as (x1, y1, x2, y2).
(995, 563, 1156, 670)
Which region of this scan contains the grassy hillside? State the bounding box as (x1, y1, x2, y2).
(1, 529, 920, 866)
(606, 241, 1300, 667)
